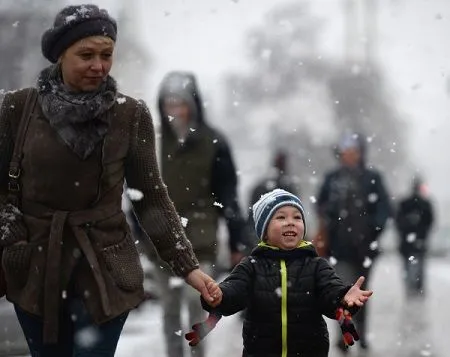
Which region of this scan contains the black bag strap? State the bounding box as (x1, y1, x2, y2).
(7, 88, 38, 206)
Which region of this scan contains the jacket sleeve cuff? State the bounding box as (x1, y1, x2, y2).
(168, 249, 199, 277)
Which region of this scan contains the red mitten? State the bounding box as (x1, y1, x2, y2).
(185, 312, 222, 346)
(336, 307, 359, 348)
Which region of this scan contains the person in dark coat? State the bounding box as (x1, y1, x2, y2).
(200, 189, 373, 357)
(395, 176, 434, 296)
(139, 71, 247, 357)
(316, 132, 391, 350)
(0, 5, 220, 356)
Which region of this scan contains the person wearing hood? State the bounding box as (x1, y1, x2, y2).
(395, 176, 434, 296)
(315, 131, 391, 350)
(0, 5, 220, 356)
(154, 71, 247, 357)
(195, 189, 373, 357)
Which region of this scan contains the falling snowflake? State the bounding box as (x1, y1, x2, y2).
(65, 14, 77, 23)
(174, 330, 182, 336)
(406, 233, 417, 243)
(75, 327, 100, 348)
(126, 188, 144, 201)
(309, 196, 317, 204)
(213, 201, 224, 208)
(275, 287, 282, 297)
(180, 217, 189, 228)
(362, 257, 372, 268)
(175, 242, 186, 251)
(369, 241, 378, 251)
(116, 97, 126, 104)
(169, 277, 184, 289)
(368, 193, 378, 203)
(329, 256, 338, 266)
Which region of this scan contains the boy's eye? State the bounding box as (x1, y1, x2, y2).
(101, 53, 112, 59)
(294, 215, 303, 220)
(275, 215, 285, 220)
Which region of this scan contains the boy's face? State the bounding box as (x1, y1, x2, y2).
(265, 206, 305, 250)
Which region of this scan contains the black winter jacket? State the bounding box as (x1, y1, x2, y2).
(395, 194, 434, 256)
(203, 242, 351, 357)
(317, 167, 391, 262)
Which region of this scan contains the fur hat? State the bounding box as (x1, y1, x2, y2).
(42, 4, 117, 63)
(252, 188, 306, 240)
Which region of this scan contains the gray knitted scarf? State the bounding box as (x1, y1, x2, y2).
(37, 65, 117, 160)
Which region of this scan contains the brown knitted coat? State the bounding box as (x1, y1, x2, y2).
(0, 88, 199, 343)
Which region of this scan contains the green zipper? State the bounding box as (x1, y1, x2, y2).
(281, 259, 288, 357)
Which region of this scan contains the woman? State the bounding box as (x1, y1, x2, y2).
(0, 4, 221, 356)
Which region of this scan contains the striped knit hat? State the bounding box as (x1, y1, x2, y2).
(252, 189, 306, 240)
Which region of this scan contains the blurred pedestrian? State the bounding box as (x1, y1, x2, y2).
(195, 189, 373, 357)
(153, 71, 247, 357)
(395, 176, 434, 296)
(0, 5, 218, 356)
(316, 131, 391, 350)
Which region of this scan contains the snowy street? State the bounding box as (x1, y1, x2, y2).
(116, 253, 450, 357)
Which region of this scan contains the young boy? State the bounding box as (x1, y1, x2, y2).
(188, 189, 372, 357)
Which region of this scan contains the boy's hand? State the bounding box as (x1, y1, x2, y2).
(185, 312, 222, 346)
(336, 307, 359, 348)
(342, 276, 373, 307)
(206, 282, 223, 307)
(185, 269, 220, 304)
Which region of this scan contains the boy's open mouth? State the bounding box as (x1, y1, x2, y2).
(282, 231, 297, 237)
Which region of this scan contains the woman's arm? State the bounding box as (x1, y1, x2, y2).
(124, 100, 198, 276)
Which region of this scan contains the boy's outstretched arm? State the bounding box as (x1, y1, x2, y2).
(341, 276, 373, 308)
(314, 258, 355, 318)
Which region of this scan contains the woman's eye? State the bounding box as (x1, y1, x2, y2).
(79, 53, 92, 60)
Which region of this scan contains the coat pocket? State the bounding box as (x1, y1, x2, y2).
(101, 234, 144, 292)
(2, 243, 33, 290)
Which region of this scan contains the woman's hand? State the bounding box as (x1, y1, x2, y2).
(342, 276, 373, 307)
(185, 269, 223, 307)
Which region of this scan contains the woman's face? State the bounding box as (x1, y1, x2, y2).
(60, 36, 114, 92)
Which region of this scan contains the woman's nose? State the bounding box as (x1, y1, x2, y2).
(90, 58, 103, 71)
